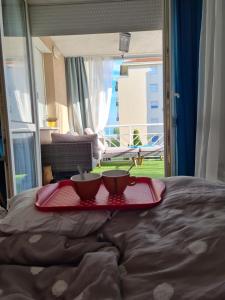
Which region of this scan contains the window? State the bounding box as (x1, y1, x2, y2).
(120, 65, 128, 77)
(115, 81, 118, 92)
(151, 117, 159, 123)
(149, 84, 158, 93)
(1, 0, 40, 194)
(149, 66, 157, 75)
(13, 133, 36, 193)
(150, 101, 159, 109)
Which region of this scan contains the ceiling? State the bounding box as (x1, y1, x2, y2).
(51, 31, 162, 57)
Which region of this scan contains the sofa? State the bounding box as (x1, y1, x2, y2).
(41, 132, 100, 182)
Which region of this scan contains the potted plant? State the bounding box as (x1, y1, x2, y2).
(132, 129, 144, 165)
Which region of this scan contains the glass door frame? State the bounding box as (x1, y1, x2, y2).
(163, 0, 172, 177)
(0, 0, 41, 196)
(0, 37, 14, 198)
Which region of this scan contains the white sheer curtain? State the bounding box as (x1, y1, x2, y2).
(85, 57, 114, 133)
(195, 0, 225, 181)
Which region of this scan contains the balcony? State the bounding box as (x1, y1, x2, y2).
(102, 122, 163, 151)
(93, 123, 164, 178)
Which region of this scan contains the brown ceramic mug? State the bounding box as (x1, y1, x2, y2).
(102, 170, 136, 195)
(71, 173, 102, 200)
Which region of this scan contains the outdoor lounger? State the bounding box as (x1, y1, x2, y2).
(102, 144, 163, 160)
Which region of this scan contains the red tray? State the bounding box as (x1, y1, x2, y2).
(35, 177, 166, 211)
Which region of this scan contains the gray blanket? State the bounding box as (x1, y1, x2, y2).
(1, 176, 225, 299)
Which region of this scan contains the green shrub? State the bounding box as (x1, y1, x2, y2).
(113, 127, 120, 135)
(108, 138, 120, 147)
(133, 129, 142, 146)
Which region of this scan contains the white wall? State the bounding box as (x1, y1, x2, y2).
(33, 46, 47, 128)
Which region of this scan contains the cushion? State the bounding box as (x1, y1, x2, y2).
(97, 139, 105, 152)
(84, 128, 106, 152)
(1, 188, 110, 237)
(139, 145, 164, 152)
(84, 128, 94, 135)
(67, 131, 79, 136)
(51, 133, 99, 159)
(103, 147, 139, 159)
(105, 147, 139, 154)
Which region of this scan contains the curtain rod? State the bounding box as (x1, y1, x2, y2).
(66, 54, 162, 59)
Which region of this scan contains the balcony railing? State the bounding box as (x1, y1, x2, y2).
(101, 123, 164, 148)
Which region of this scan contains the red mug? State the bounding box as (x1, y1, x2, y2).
(102, 170, 136, 195)
(71, 173, 102, 200)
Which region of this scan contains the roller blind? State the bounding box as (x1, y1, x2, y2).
(29, 0, 163, 36)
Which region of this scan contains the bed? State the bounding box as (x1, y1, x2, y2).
(0, 176, 225, 299)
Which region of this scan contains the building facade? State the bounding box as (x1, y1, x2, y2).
(117, 58, 163, 146)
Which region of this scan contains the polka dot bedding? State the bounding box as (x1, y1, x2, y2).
(0, 176, 225, 299)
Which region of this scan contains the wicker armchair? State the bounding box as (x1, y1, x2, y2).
(41, 142, 93, 182)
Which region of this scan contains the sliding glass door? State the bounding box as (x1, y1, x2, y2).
(0, 0, 41, 195)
